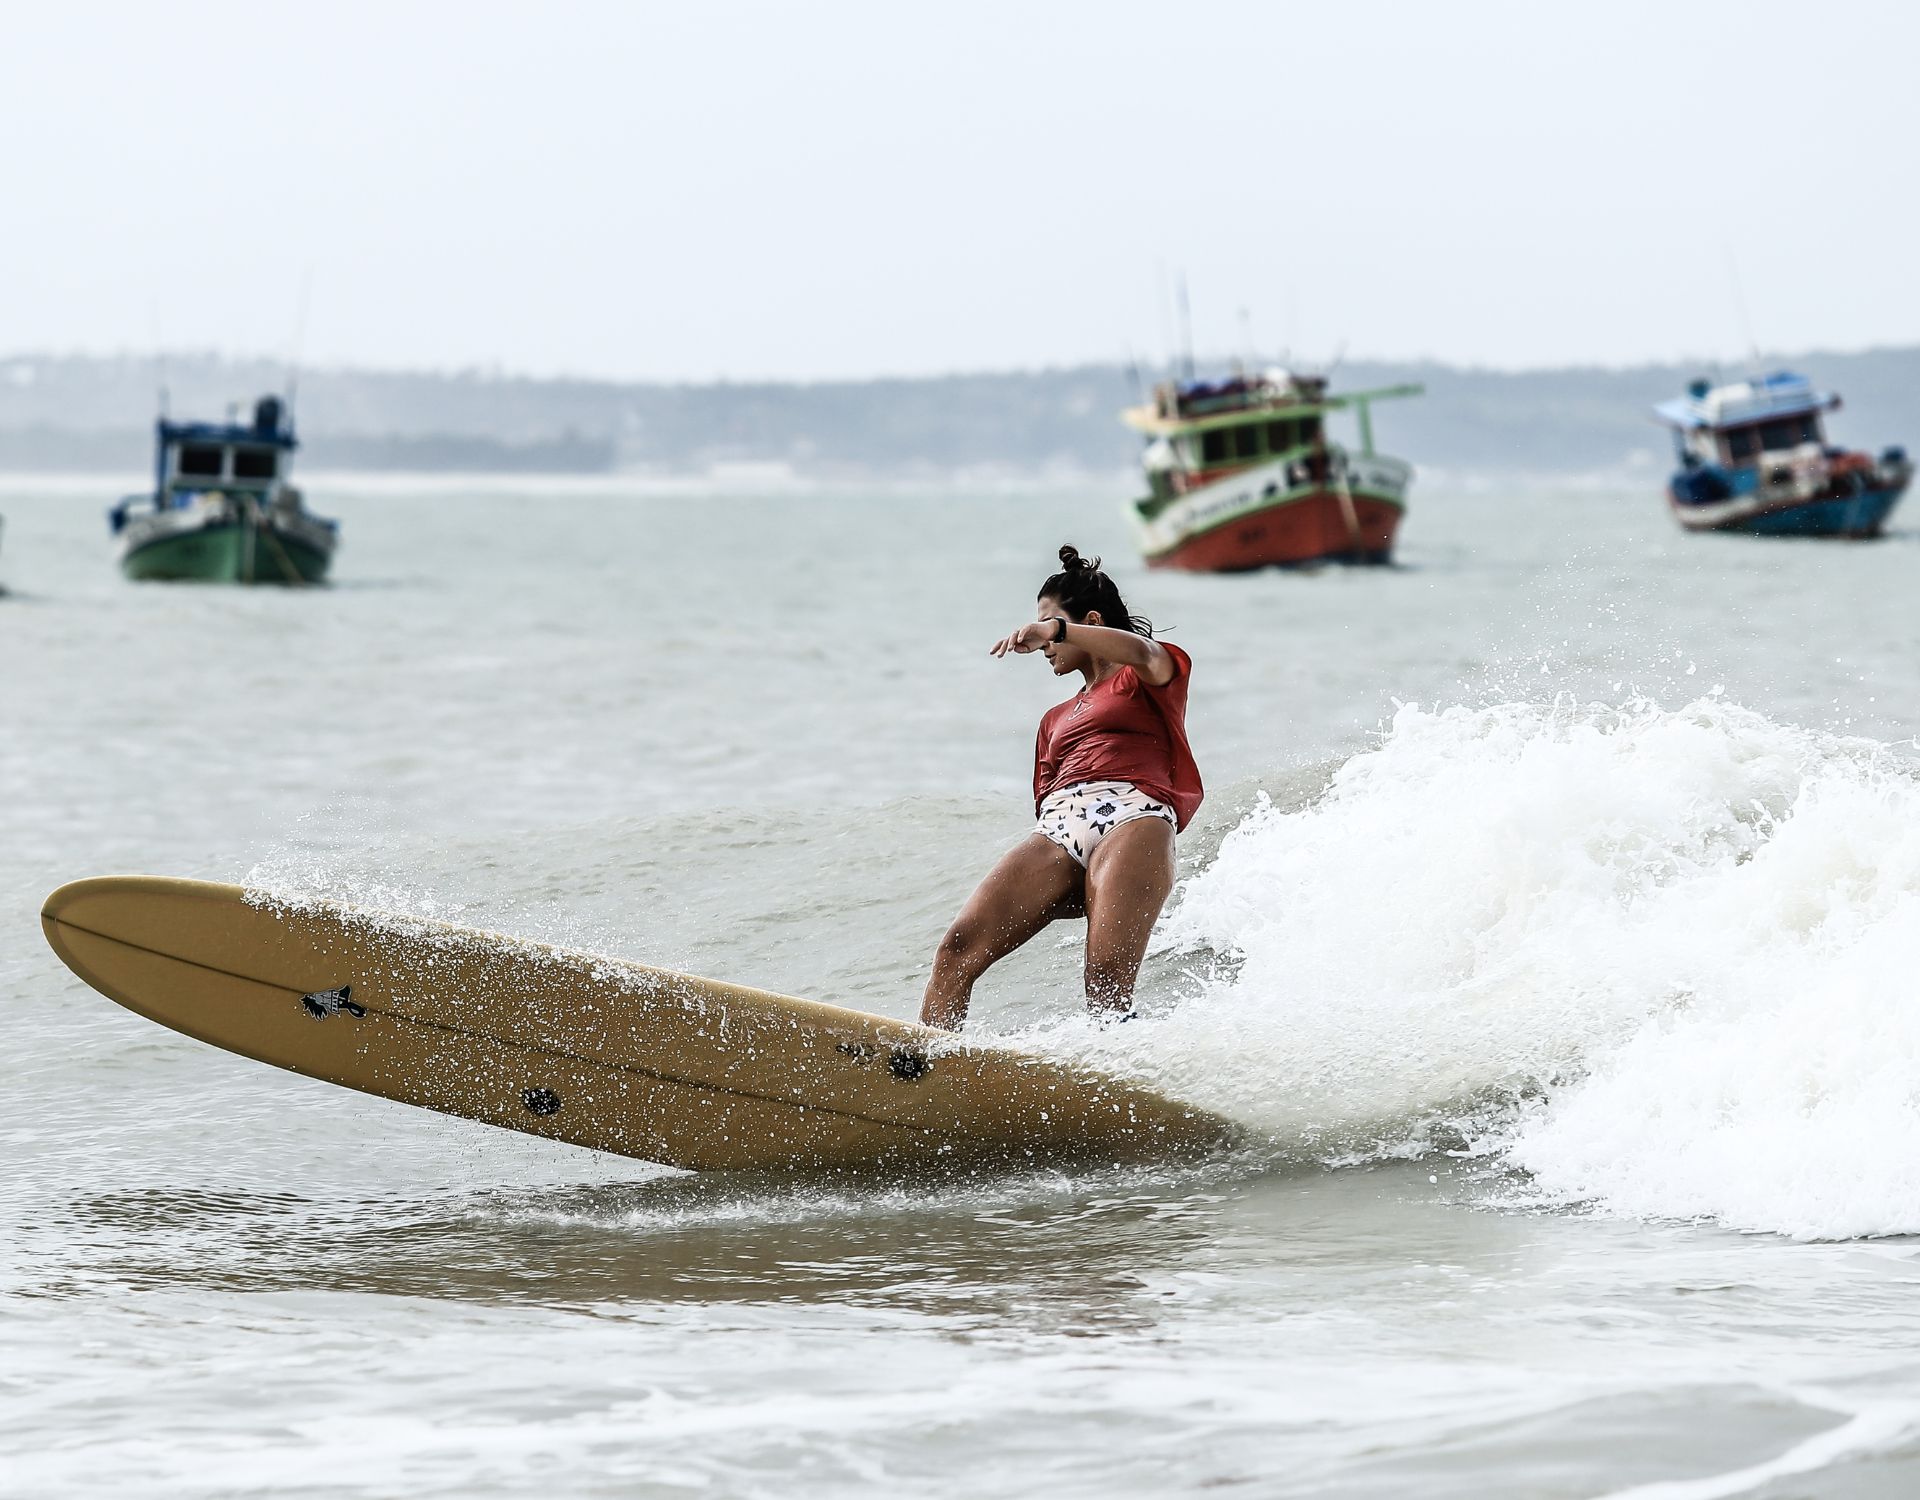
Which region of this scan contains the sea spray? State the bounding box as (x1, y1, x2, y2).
(1035, 695, 1920, 1239)
(1502, 755, 1920, 1240)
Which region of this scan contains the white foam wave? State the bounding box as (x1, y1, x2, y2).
(1074, 695, 1920, 1241)
(1596, 1398, 1920, 1499)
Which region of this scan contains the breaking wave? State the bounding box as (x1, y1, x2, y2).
(1049, 695, 1920, 1241)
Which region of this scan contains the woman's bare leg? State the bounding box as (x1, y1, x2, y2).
(1082, 817, 1177, 1016)
(921, 835, 1082, 1030)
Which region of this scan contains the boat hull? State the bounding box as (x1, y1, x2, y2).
(1131, 452, 1410, 571)
(1668, 478, 1910, 538)
(120, 516, 333, 584)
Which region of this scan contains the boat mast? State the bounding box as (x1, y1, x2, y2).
(1722, 246, 1762, 372)
(284, 269, 313, 438)
(1177, 273, 1194, 382)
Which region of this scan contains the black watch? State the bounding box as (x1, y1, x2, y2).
(1052, 617, 1068, 643)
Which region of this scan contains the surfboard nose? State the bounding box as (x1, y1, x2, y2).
(45, 876, 154, 998)
(43, 874, 124, 929)
(42, 874, 135, 959)
(43, 875, 248, 985)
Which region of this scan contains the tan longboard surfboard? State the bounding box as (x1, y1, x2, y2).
(42, 876, 1236, 1174)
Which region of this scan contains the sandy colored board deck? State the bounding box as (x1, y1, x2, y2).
(41, 876, 1235, 1174)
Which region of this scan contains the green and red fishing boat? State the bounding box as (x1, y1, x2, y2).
(109, 395, 336, 584)
(1123, 370, 1421, 571)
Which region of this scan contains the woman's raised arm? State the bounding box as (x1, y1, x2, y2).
(989, 619, 1175, 685)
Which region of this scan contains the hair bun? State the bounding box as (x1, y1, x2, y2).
(1058, 545, 1101, 573)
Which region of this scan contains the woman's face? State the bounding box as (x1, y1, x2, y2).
(1037, 595, 1101, 676)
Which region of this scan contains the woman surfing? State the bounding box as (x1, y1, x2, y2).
(920, 546, 1203, 1031)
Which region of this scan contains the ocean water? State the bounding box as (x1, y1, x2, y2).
(6, 471, 1920, 1496)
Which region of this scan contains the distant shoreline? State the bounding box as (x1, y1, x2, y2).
(3, 347, 1913, 478)
(0, 467, 1680, 501)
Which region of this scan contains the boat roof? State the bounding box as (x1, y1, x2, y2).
(1652, 371, 1838, 430)
(159, 418, 297, 450)
(1123, 376, 1422, 436)
(159, 395, 298, 452)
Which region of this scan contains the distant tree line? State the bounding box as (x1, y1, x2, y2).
(0, 348, 1913, 477)
(0, 421, 615, 475)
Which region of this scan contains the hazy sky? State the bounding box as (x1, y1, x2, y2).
(4, 0, 1915, 381)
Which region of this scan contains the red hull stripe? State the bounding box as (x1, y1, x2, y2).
(1148, 493, 1402, 571)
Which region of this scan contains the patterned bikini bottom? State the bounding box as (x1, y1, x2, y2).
(1035, 780, 1176, 868)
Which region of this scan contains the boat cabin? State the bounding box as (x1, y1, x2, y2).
(1192, 411, 1325, 468)
(1125, 369, 1421, 503)
(1653, 372, 1836, 471)
(157, 395, 298, 499)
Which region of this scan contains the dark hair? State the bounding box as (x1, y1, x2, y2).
(1039, 546, 1154, 636)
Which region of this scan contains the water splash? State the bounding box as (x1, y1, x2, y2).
(1036, 695, 1920, 1240)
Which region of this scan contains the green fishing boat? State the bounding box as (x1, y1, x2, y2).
(110, 396, 337, 584)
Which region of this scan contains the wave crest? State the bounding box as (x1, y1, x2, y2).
(1099, 696, 1920, 1240)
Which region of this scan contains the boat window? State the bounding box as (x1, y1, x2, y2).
(1298, 416, 1322, 444)
(178, 444, 223, 477)
(1760, 417, 1814, 452)
(1233, 425, 1261, 460)
(1267, 420, 1295, 452)
(1723, 428, 1758, 462)
(233, 448, 277, 480)
(1202, 429, 1231, 464)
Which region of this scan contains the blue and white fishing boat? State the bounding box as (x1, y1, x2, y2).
(1653, 372, 1911, 537)
(109, 395, 337, 583)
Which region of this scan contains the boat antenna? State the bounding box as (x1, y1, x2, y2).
(1238, 306, 1257, 374)
(1177, 272, 1195, 381)
(1123, 342, 1146, 404)
(1721, 246, 1762, 371)
(147, 292, 169, 418)
(1155, 261, 1175, 380)
(284, 269, 313, 422)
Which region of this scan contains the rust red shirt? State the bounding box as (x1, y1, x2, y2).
(1033, 642, 1203, 831)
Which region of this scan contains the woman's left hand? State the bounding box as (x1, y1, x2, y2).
(990, 621, 1056, 658)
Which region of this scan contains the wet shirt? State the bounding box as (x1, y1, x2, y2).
(1033, 642, 1203, 831)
